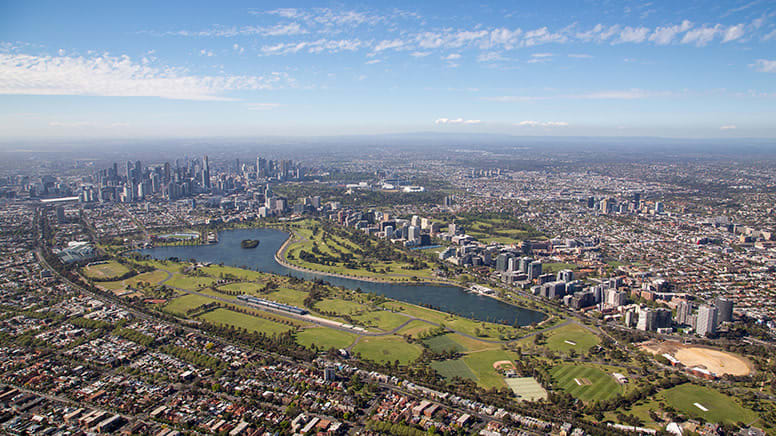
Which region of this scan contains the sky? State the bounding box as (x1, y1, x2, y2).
(1, 0, 775, 140)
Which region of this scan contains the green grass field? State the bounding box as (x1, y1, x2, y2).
(265, 288, 310, 307)
(165, 274, 217, 290)
(199, 264, 266, 281)
(163, 294, 215, 315)
(424, 334, 466, 353)
(218, 282, 266, 294)
(83, 261, 132, 280)
(353, 310, 410, 331)
(656, 384, 758, 425)
(315, 298, 366, 315)
(395, 320, 436, 338)
(381, 301, 522, 341)
(550, 364, 622, 402)
(544, 323, 600, 353)
(100, 269, 170, 291)
(198, 308, 295, 335)
(505, 377, 547, 402)
(462, 349, 520, 389)
(296, 327, 357, 350)
(352, 335, 423, 365)
(431, 359, 477, 382)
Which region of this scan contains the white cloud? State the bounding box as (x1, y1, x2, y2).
(261, 39, 366, 55)
(265, 7, 383, 28)
(681, 25, 723, 46)
(477, 52, 507, 62)
(199, 49, 214, 57)
(615, 26, 650, 43)
(722, 23, 746, 42)
(374, 39, 405, 52)
(444, 53, 461, 60)
(0, 52, 293, 101)
(410, 51, 430, 57)
(649, 21, 693, 45)
(764, 29, 776, 41)
(720, 124, 737, 130)
(233, 44, 244, 54)
(488, 28, 523, 49)
(522, 27, 568, 46)
(568, 53, 593, 59)
(751, 59, 776, 72)
(576, 24, 620, 42)
(435, 118, 480, 124)
(365, 59, 381, 64)
(262, 23, 308, 36)
(515, 120, 569, 127)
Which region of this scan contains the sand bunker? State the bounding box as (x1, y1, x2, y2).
(640, 341, 752, 376)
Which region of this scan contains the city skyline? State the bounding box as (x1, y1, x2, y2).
(1, 0, 776, 140)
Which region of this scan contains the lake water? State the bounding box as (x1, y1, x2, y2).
(141, 228, 545, 326)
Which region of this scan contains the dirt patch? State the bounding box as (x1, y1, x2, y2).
(640, 340, 752, 376)
(574, 378, 592, 386)
(493, 360, 516, 371)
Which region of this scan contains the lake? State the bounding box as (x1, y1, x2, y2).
(141, 228, 545, 326)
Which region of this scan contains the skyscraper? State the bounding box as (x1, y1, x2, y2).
(714, 297, 733, 324)
(696, 305, 718, 337)
(527, 261, 542, 282)
(202, 155, 211, 189)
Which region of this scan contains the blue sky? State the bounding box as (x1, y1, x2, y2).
(1, 0, 775, 139)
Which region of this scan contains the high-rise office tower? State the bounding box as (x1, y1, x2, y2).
(202, 155, 211, 189)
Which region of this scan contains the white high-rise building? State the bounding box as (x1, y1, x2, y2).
(637, 308, 656, 331)
(696, 305, 718, 337)
(605, 289, 627, 307)
(408, 225, 420, 242)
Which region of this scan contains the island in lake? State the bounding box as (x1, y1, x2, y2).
(240, 239, 260, 249)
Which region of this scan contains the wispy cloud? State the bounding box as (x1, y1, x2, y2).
(0, 52, 294, 101)
(435, 118, 481, 124)
(261, 39, 366, 55)
(720, 124, 737, 130)
(568, 53, 593, 59)
(515, 120, 568, 127)
(477, 52, 507, 62)
(751, 59, 776, 72)
(649, 20, 693, 44)
(149, 22, 308, 38)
